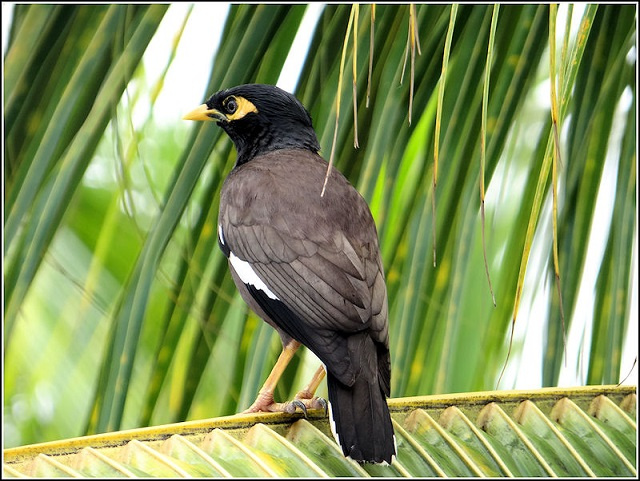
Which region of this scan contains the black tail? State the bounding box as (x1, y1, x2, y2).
(326, 370, 396, 464)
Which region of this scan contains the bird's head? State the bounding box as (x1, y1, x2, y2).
(184, 84, 321, 166)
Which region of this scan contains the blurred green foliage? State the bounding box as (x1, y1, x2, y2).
(3, 4, 636, 448)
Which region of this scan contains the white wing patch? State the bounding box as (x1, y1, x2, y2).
(218, 224, 225, 246)
(220, 223, 279, 301)
(229, 252, 279, 301)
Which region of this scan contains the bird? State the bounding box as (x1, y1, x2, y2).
(184, 83, 395, 464)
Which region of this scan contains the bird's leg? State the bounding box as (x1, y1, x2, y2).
(243, 341, 328, 416)
(293, 365, 328, 414)
(243, 340, 301, 414)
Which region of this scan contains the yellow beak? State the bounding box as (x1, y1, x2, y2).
(183, 104, 225, 122)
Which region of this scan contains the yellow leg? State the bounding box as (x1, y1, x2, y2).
(295, 364, 326, 400)
(244, 340, 301, 413)
(243, 342, 327, 415)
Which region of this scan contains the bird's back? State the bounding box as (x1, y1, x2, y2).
(219, 149, 391, 383)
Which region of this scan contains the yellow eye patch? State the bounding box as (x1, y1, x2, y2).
(224, 96, 258, 121)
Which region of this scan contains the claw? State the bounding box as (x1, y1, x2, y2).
(290, 399, 309, 418)
(243, 393, 328, 418)
(293, 396, 328, 416)
(316, 397, 328, 416)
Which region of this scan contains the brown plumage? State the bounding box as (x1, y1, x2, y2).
(184, 84, 395, 464)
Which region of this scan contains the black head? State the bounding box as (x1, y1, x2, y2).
(184, 84, 321, 166)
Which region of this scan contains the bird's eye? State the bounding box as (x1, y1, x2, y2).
(225, 97, 238, 114)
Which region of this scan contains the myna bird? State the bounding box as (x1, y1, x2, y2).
(184, 84, 395, 464)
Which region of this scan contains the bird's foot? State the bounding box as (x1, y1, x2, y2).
(243, 391, 327, 417)
(293, 389, 328, 417)
(283, 396, 327, 418)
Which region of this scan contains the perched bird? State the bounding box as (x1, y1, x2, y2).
(184, 84, 395, 464)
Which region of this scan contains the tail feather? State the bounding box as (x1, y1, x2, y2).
(326, 371, 395, 464)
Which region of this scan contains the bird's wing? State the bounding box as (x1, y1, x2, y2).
(226, 222, 384, 329)
(219, 151, 389, 385)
